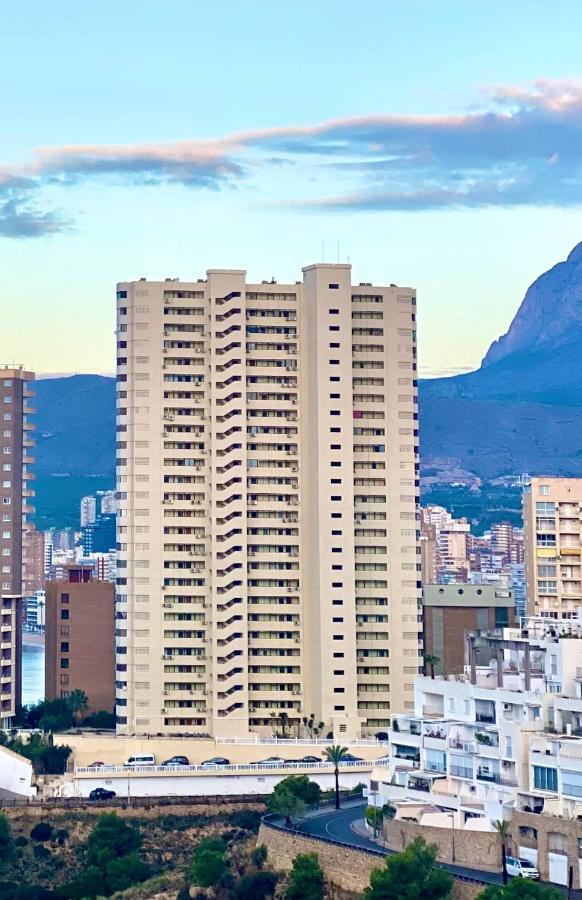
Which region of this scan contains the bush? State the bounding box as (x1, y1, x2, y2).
(86, 812, 141, 865)
(30, 822, 54, 842)
(176, 887, 191, 900)
(285, 852, 324, 900)
(0, 814, 12, 862)
(105, 852, 150, 892)
(382, 803, 396, 819)
(33, 844, 51, 860)
(251, 843, 268, 869)
(233, 871, 278, 900)
(189, 837, 228, 888)
(14, 836, 27, 848)
(366, 806, 383, 829)
(81, 710, 116, 729)
(55, 828, 69, 845)
(226, 809, 262, 832)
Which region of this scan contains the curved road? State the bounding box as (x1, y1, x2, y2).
(295, 802, 581, 895)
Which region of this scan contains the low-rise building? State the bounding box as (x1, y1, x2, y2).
(373, 614, 582, 886)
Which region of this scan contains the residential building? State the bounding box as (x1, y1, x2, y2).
(419, 521, 438, 584)
(373, 614, 582, 887)
(80, 495, 97, 528)
(0, 365, 35, 726)
(116, 264, 421, 738)
(25, 590, 45, 630)
(423, 582, 515, 675)
(523, 476, 582, 618)
(98, 490, 118, 515)
(82, 513, 116, 554)
(45, 564, 115, 715)
(22, 525, 45, 594)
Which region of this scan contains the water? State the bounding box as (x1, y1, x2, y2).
(22, 643, 45, 705)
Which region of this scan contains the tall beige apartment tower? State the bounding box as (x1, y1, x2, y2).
(0, 365, 35, 725)
(524, 476, 582, 619)
(115, 265, 421, 738)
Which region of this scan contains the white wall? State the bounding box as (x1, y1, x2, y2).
(0, 746, 35, 798)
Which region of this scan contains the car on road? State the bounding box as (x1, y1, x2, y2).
(89, 788, 116, 801)
(506, 857, 539, 879)
(87, 761, 105, 768)
(200, 756, 230, 767)
(161, 755, 190, 767)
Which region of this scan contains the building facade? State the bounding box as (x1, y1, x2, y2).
(423, 582, 515, 676)
(22, 525, 45, 595)
(524, 476, 582, 619)
(115, 264, 421, 738)
(0, 365, 35, 725)
(80, 495, 97, 528)
(45, 565, 115, 715)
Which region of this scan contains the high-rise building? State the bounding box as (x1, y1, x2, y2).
(80, 495, 97, 528)
(45, 565, 115, 714)
(98, 490, 118, 515)
(0, 365, 35, 725)
(523, 476, 582, 619)
(115, 264, 421, 738)
(22, 525, 45, 595)
(82, 513, 116, 554)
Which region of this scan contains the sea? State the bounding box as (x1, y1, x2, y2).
(22, 642, 45, 705)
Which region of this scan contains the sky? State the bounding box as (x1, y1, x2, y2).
(2, 0, 582, 377)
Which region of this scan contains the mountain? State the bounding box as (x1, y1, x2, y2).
(420, 241, 582, 484)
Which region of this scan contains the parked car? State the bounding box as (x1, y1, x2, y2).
(340, 753, 363, 763)
(87, 761, 105, 768)
(375, 732, 389, 741)
(200, 756, 230, 767)
(506, 857, 539, 879)
(161, 755, 190, 767)
(250, 756, 285, 767)
(89, 788, 116, 801)
(297, 755, 321, 763)
(124, 754, 156, 767)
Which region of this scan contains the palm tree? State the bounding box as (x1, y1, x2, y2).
(67, 689, 89, 723)
(324, 745, 348, 810)
(423, 654, 440, 679)
(494, 819, 510, 885)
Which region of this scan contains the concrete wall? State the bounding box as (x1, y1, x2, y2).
(511, 810, 582, 889)
(0, 745, 35, 798)
(383, 818, 501, 873)
(61, 733, 386, 766)
(258, 822, 482, 899)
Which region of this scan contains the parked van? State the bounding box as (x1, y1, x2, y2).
(506, 857, 539, 879)
(124, 754, 156, 767)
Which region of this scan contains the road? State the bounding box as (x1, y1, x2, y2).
(295, 802, 582, 895)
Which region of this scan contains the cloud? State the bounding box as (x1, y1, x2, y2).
(2, 77, 582, 236)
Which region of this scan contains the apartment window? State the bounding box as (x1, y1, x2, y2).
(536, 502, 555, 515)
(533, 765, 557, 792)
(60, 658, 69, 669)
(334, 705, 345, 711)
(332, 600, 343, 606)
(329, 360, 340, 366)
(330, 376, 340, 382)
(60, 642, 69, 653)
(333, 670, 345, 675)
(334, 687, 345, 693)
(333, 634, 344, 640)
(538, 485, 550, 496)
(60, 609, 69, 620)
(331, 512, 342, 519)
(331, 496, 342, 501)
(330, 427, 341, 433)
(333, 652, 344, 658)
(61, 593, 69, 604)
(330, 444, 341, 450)
(331, 529, 342, 535)
(332, 617, 344, 623)
(329, 285, 339, 290)
(329, 325, 340, 332)
(329, 343, 340, 349)
(330, 393, 340, 399)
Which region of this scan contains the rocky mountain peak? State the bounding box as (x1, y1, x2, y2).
(482, 241, 582, 367)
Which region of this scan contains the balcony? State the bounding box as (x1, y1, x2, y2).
(475, 712, 496, 725)
(449, 737, 477, 754)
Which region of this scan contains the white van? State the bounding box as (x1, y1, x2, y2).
(506, 857, 539, 879)
(124, 754, 156, 767)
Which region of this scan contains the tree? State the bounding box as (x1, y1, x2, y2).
(364, 837, 453, 900)
(477, 881, 562, 900)
(302, 713, 325, 739)
(233, 871, 278, 900)
(0, 813, 13, 862)
(106, 852, 150, 892)
(493, 819, 510, 885)
(423, 654, 440, 679)
(67, 689, 89, 723)
(279, 774, 321, 807)
(323, 744, 348, 809)
(86, 812, 141, 866)
(266, 784, 305, 824)
(366, 805, 383, 837)
(251, 844, 268, 869)
(285, 852, 324, 900)
(189, 836, 228, 888)
(30, 822, 53, 842)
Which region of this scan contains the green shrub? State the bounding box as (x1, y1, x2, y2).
(226, 809, 262, 832)
(33, 844, 51, 860)
(285, 852, 324, 900)
(30, 822, 54, 842)
(188, 837, 228, 888)
(233, 871, 278, 900)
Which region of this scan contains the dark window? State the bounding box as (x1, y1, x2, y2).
(60, 609, 69, 620)
(330, 376, 340, 382)
(329, 343, 340, 349)
(329, 285, 340, 291)
(333, 634, 344, 640)
(334, 705, 345, 711)
(330, 427, 341, 433)
(331, 496, 341, 501)
(333, 669, 345, 675)
(332, 599, 343, 606)
(332, 582, 343, 587)
(330, 444, 341, 450)
(60, 642, 69, 653)
(333, 652, 344, 658)
(329, 360, 340, 365)
(330, 393, 340, 399)
(331, 529, 342, 535)
(60, 593, 69, 604)
(334, 687, 345, 693)
(332, 617, 344, 623)
(329, 325, 340, 332)
(60, 658, 69, 669)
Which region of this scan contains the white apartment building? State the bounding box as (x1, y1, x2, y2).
(115, 264, 421, 739)
(80, 495, 97, 528)
(524, 476, 582, 619)
(375, 615, 582, 823)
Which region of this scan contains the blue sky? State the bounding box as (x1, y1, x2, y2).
(2, 0, 582, 376)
